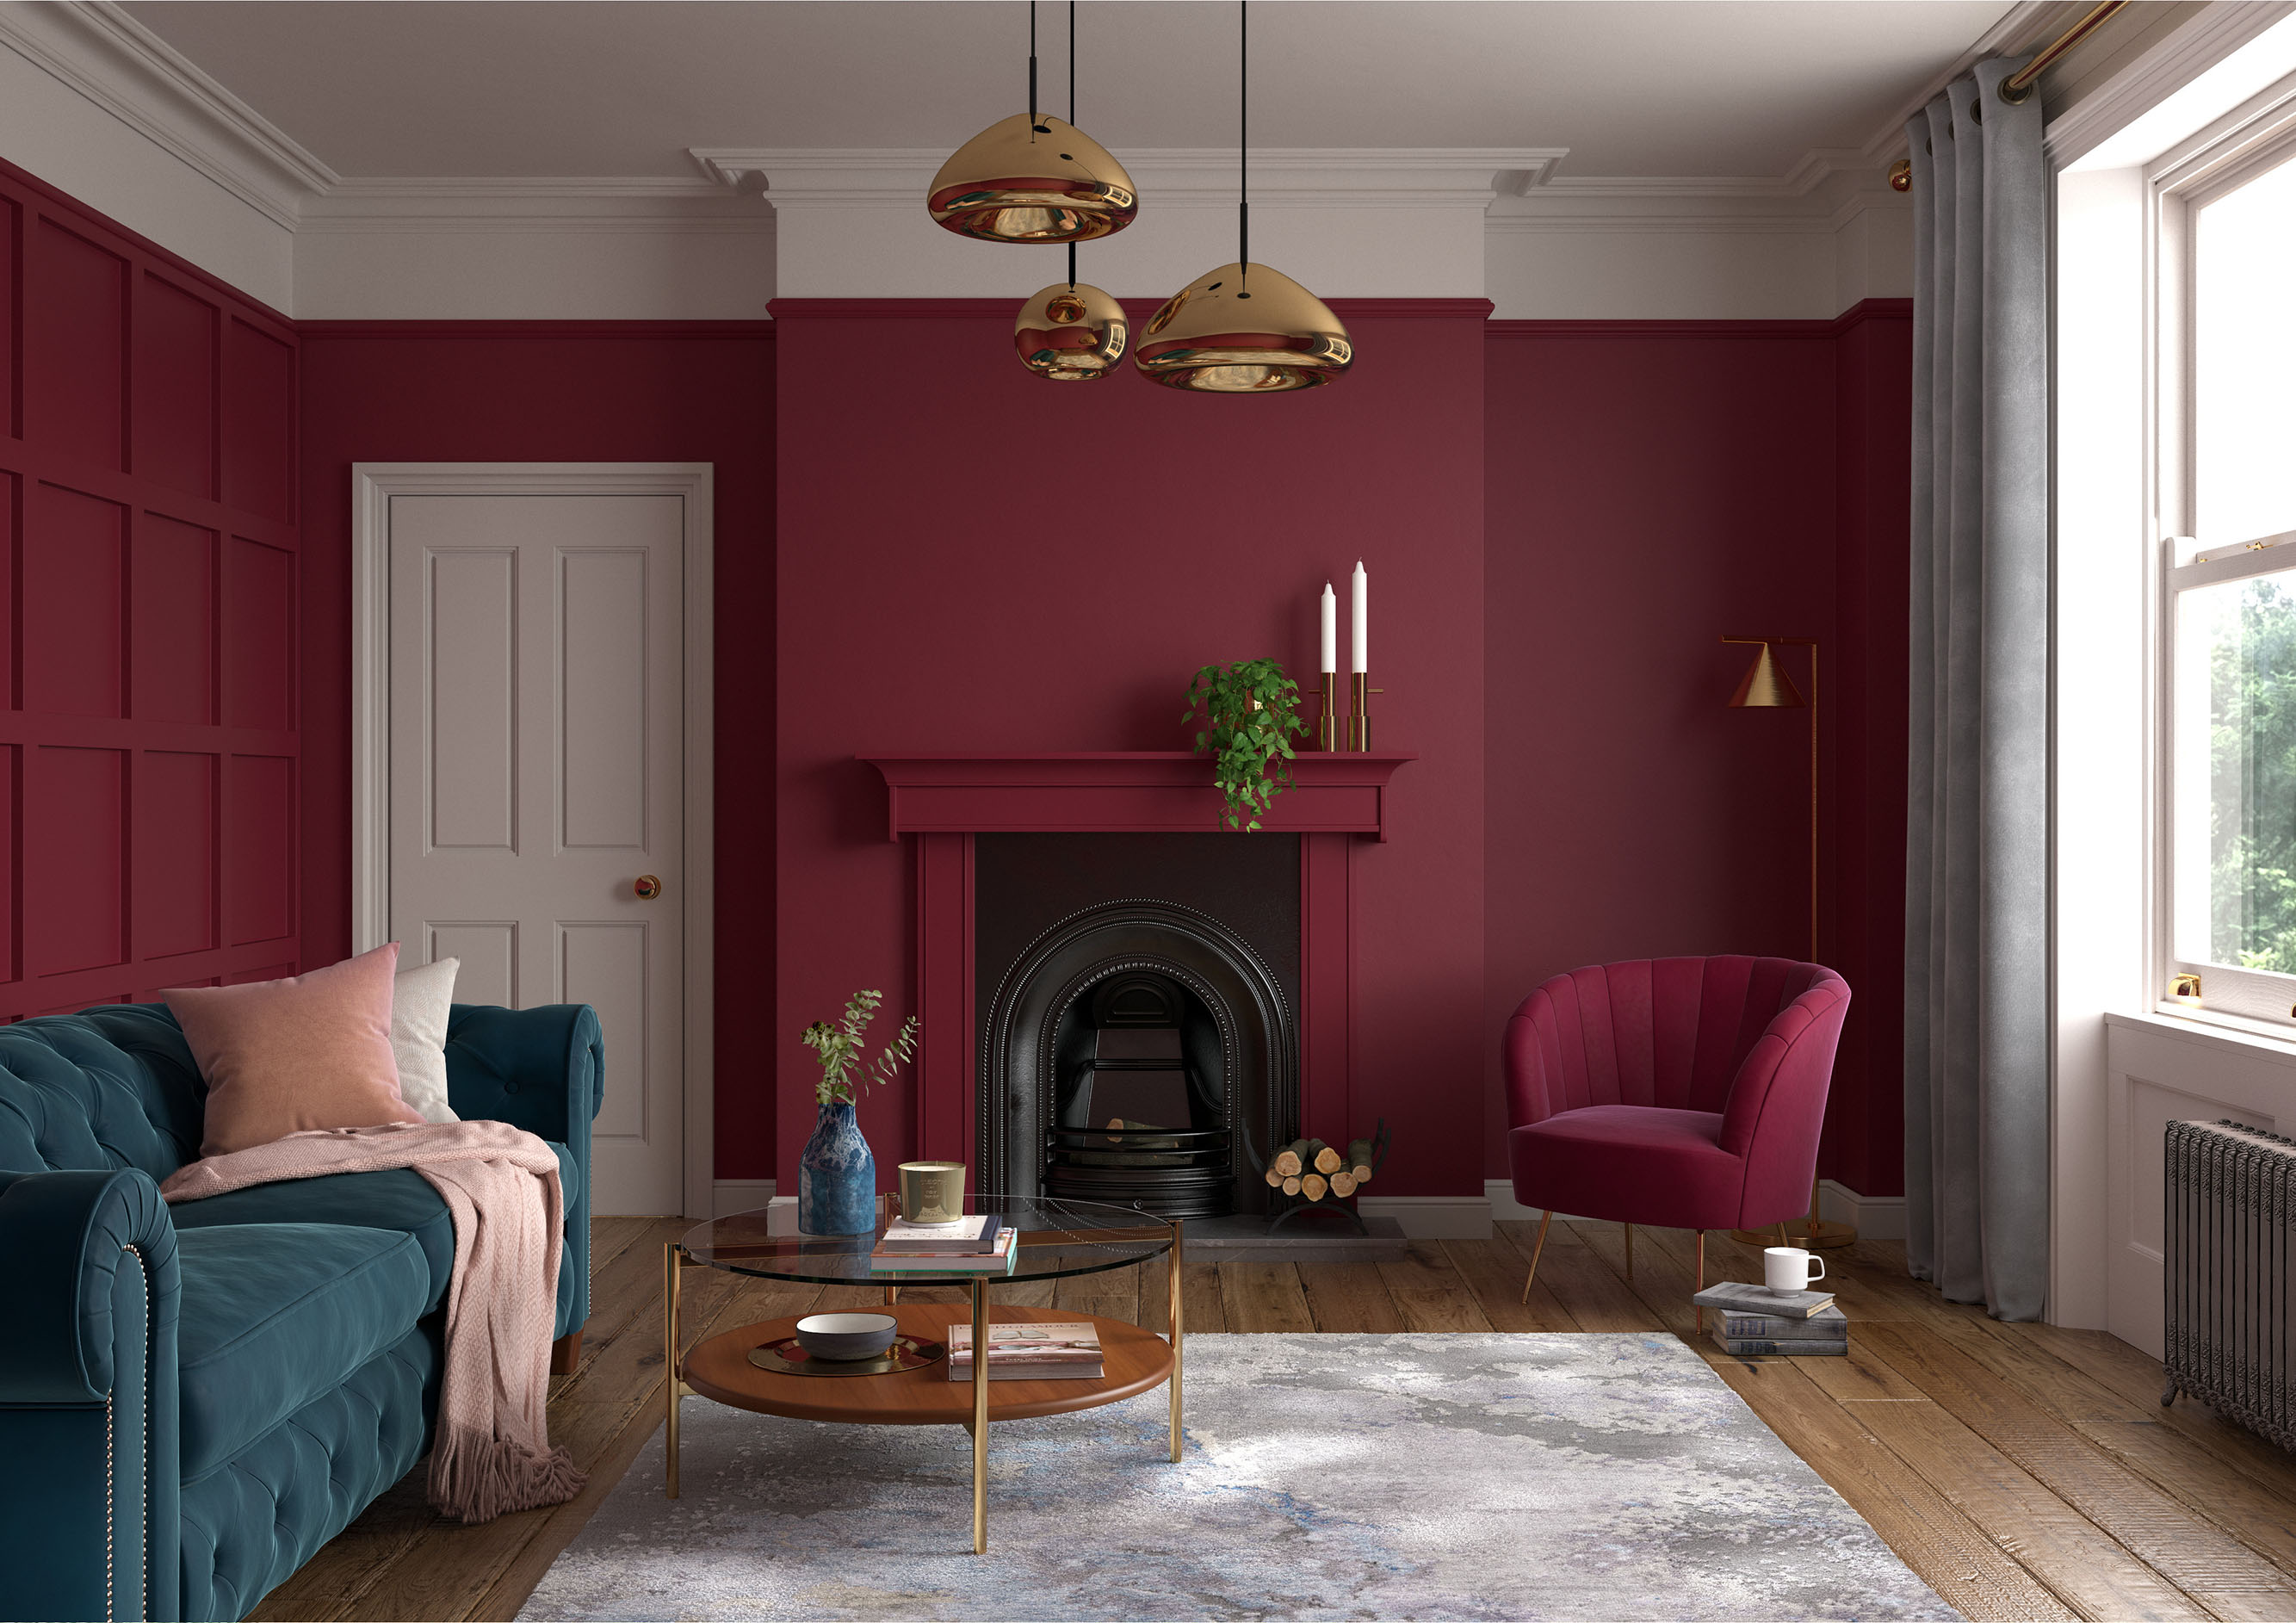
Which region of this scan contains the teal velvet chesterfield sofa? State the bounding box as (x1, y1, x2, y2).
(0, 1000, 603, 1622)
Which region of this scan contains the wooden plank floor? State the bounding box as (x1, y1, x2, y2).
(249, 1217, 2296, 1623)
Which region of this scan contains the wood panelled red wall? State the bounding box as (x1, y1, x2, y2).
(0, 158, 300, 1015)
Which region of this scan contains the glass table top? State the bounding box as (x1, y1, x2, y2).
(679, 1195, 1178, 1287)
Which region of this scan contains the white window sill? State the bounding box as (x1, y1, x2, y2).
(2106, 1007, 2296, 1064)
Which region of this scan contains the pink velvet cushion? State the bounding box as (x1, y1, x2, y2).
(167, 943, 424, 1157)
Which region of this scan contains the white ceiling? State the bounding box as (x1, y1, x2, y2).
(117, 0, 2021, 182)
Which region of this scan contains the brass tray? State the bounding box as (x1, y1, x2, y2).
(747, 1335, 945, 1377)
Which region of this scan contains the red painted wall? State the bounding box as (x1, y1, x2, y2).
(0, 157, 302, 1017)
(294, 323, 777, 1175)
(1482, 306, 1912, 1197)
(772, 299, 1490, 1196)
(1827, 302, 1914, 1199)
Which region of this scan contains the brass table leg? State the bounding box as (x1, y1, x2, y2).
(1168, 1221, 1185, 1462)
(970, 1278, 989, 1554)
(664, 1242, 683, 1500)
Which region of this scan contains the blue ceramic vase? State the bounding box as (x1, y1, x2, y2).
(798, 1100, 876, 1236)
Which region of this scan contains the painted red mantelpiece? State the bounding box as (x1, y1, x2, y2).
(869, 753, 1412, 1185)
(862, 752, 1415, 841)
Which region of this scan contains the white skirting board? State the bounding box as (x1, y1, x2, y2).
(711, 1179, 777, 1217)
(1483, 1179, 1906, 1241)
(714, 1183, 1498, 1239)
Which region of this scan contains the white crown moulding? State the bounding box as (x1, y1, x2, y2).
(300, 176, 770, 236)
(0, 0, 337, 226)
(689, 146, 1571, 209)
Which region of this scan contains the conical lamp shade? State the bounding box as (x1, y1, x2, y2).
(1133, 263, 1352, 393)
(1729, 642, 1805, 709)
(927, 114, 1138, 243)
(1014, 281, 1128, 381)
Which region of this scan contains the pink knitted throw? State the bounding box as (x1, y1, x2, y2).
(160, 1119, 586, 1523)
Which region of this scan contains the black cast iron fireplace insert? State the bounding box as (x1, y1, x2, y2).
(979, 898, 1297, 1221)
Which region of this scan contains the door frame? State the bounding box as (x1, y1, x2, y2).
(350, 462, 716, 1219)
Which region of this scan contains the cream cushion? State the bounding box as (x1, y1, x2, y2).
(167, 943, 424, 1157)
(391, 956, 461, 1124)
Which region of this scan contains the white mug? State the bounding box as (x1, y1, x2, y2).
(1764, 1245, 1826, 1294)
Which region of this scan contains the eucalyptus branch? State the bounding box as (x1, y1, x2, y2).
(801, 988, 920, 1106)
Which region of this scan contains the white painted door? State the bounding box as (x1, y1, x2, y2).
(387, 493, 684, 1214)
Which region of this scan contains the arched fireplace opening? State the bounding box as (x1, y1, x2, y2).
(981, 898, 1297, 1221)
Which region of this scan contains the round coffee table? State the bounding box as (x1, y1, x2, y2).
(666, 1195, 1181, 1553)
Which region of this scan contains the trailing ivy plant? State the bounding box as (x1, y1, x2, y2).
(802, 988, 920, 1106)
(1183, 658, 1308, 832)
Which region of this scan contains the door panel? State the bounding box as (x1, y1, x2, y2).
(388, 492, 684, 1214)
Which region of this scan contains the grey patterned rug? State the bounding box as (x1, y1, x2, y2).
(520, 1333, 1955, 1621)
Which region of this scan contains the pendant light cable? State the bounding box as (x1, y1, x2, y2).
(1028, 3, 1038, 139)
(1068, 0, 1077, 288)
(1239, 0, 1250, 290)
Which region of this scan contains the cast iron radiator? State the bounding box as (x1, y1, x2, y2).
(2163, 1118, 2296, 1447)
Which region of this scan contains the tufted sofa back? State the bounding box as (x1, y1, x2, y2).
(0, 1004, 207, 1180)
(1502, 955, 1847, 1125)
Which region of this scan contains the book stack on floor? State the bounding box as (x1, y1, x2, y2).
(869, 1213, 1018, 1276)
(1692, 1280, 1847, 1357)
(947, 1321, 1105, 1381)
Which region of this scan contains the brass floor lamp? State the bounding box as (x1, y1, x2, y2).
(1721, 635, 1854, 1251)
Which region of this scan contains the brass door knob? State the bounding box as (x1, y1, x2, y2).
(634, 875, 663, 900)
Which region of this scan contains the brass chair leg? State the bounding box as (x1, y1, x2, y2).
(1624, 1223, 1634, 1282)
(1777, 1221, 1790, 1248)
(1695, 1230, 1706, 1334)
(1520, 1208, 1555, 1304)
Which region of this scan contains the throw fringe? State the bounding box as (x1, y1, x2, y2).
(430, 1425, 588, 1524)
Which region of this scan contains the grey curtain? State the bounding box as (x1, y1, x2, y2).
(1903, 57, 2049, 1322)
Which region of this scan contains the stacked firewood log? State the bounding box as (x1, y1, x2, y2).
(1264, 1137, 1376, 1203)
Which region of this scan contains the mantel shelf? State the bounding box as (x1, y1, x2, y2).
(860, 752, 1415, 841)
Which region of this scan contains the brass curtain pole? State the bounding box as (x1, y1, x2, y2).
(1998, 0, 2127, 103)
(1889, 0, 2131, 188)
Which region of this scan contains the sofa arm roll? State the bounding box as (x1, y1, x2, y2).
(0, 1168, 183, 1621)
(0, 1168, 179, 1404)
(442, 1003, 603, 1147)
(442, 1003, 604, 1340)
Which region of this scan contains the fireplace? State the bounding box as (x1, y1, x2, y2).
(980, 898, 1296, 1219)
(859, 751, 1410, 1191)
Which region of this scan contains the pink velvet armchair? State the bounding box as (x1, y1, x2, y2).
(1502, 955, 1851, 1313)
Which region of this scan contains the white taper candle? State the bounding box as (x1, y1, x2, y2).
(1320, 584, 1337, 674)
(1350, 561, 1369, 674)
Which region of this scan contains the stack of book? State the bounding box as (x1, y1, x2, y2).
(946, 1321, 1105, 1381)
(869, 1214, 1018, 1276)
(1692, 1280, 1847, 1357)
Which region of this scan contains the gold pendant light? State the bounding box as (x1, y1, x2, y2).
(1013, 11, 1126, 381)
(1137, 0, 1352, 393)
(1017, 250, 1129, 381)
(928, 5, 1136, 244)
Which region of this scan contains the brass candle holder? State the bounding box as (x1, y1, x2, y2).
(1317, 672, 1340, 751)
(1347, 672, 1373, 752)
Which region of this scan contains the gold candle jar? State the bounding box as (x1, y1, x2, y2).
(897, 1161, 967, 1224)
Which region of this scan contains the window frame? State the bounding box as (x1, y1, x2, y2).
(2151, 102, 2296, 1028)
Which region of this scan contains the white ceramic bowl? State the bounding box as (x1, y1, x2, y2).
(794, 1311, 898, 1361)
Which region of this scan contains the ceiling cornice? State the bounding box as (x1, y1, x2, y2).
(690, 146, 1570, 208)
(301, 175, 769, 235)
(0, 0, 337, 226)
